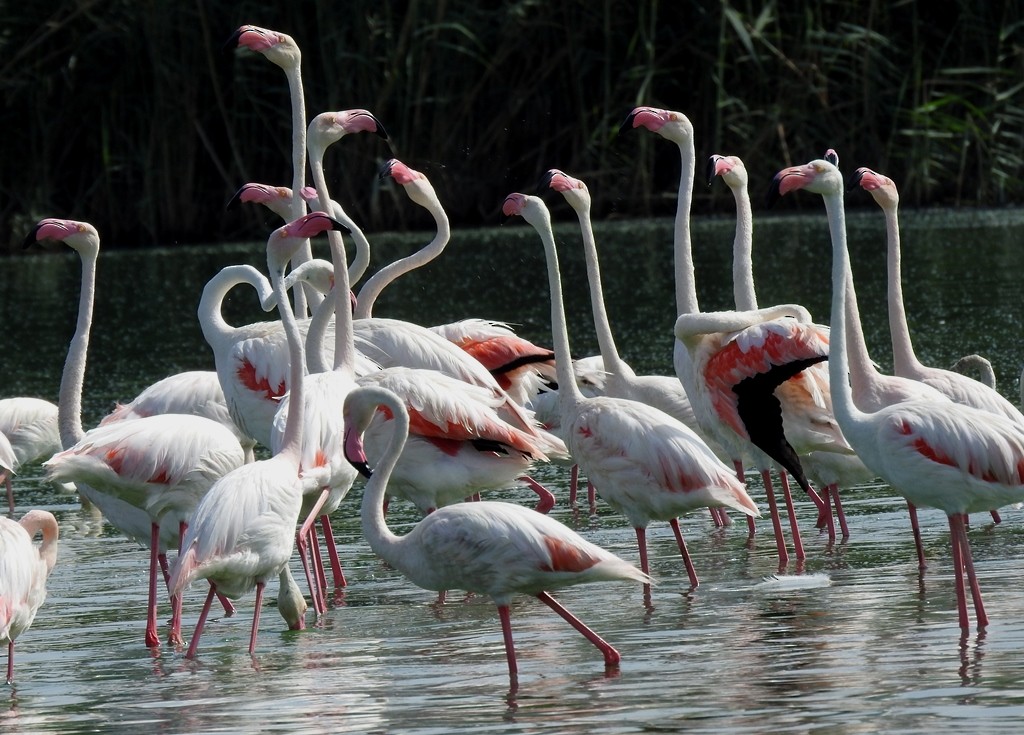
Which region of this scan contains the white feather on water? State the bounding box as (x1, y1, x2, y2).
(753, 573, 832, 591)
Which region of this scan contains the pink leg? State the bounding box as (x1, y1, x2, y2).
(951, 514, 988, 629)
(669, 518, 699, 589)
(908, 502, 927, 570)
(518, 475, 556, 514)
(708, 506, 724, 527)
(948, 515, 970, 631)
(831, 484, 850, 538)
(820, 485, 836, 540)
(735, 461, 757, 536)
(536, 591, 620, 667)
(186, 582, 217, 659)
(4, 474, 13, 514)
(634, 526, 652, 599)
(569, 464, 579, 505)
(296, 488, 331, 615)
(497, 604, 518, 688)
(249, 581, 265, 655)
(217, 593, 236, 617)
(990, 510, 1001, 525)
(779, 472, 805, 560)
(320, 516, 347, 589)
(761, 470, 789, 567)
(296, 530, 323, 617)
(311, 526, 328, 599)
(6, 640, 13, 684)
(146, 523, 161, 648)
(587, 481, 596, 513)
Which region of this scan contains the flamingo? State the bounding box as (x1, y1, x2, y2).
(623, 106, 826, 565)
(708, 153, 871, 539)
(769, 157, 1024, 631)
(342, 383, 650, 690)
(227, 24, 316, 315)
(170, 212, 345, 658)
(0, 397, 61, 512)
(854, 167, 1018, 527)
(504, 192, 759, 595)
(26, 218, 247, 649)
(950, 355, 997, 392)
(0, 509, 58, 684)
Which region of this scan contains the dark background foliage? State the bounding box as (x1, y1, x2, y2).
(2, 0, 1022, 249)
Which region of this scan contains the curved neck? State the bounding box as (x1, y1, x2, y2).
(674, 139, 699, 316)
(731, 181, 757, 311)
(842, 267, 879, 401)
(269, 252, 307, 459)
(305, 289, 334, 374)
(359, 393, 410, 561)
(884, 203, 919, 374)
(58, 249, 97, 448)
(198, 265, 275, 344)
(355, 193, 450, 320)
(575, 203, 624, 372)
(309, 156, 356, 377)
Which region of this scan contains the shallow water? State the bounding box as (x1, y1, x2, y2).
(4, 208, 1024, 733)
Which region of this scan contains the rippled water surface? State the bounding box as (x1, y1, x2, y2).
(3, 208, 1024, 733)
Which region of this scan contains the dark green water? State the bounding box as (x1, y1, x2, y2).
(3, 207, 1024, 733)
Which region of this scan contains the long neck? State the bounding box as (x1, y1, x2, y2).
(58, 249, 97, 448)
(284, 63, 315, 317)
(532, 212, 585, 414)
(359, 393, 410, 562)
(271, 255, 307, 459)
(575, 202, 624, 372)
(842, 266, 880, 402)
(355, 193, 450, 320)
(309, 154, 356, 377)
(823, 190, 867, 431)
(731, 181, 757, 311)
(674, 138, 699, 316)
(884, 202, 919, 374)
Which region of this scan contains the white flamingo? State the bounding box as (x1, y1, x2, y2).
(504, 192, 759, 595)
(769, 157, 1024, 631)
(342, 383, 650, 690)
(0, 509, 58, 684)
(0, 397, 62, 512)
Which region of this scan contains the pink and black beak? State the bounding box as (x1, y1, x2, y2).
(352, 110, 389, 141)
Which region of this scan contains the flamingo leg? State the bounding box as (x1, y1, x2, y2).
(990, 510, 1001, 525)
(587, 480, 596, 514)
(761, 470, 789, 567)
(908, 502, 927, 570)
(536, 591, 620, 667)
(948, 515, 970, 631)
(311, 526, 328, 601)
(735, 461, 756, 535)
(568, 464, 579, 505)
(6, 641, 13, 684)
(249, 581, 265, 655)
(669, 518, 699, 589)
(778, 472, 805, 560)
(320, 515, 346, 589)
(497, 604, 519, 688)
(4, 473, 13, 514)
(168, 521, 186, 646)
(952, 515, 988, 629)
(216, 592, 236, 617)
(518, 475, 556, 514)
(634, 526, 652, 599)
(186, 582, 217, 659)
(146, 523, 161, 648)
(296, 488, 331, 615)
(820, 484, 837, 540)
(830, 484, 850, 538)
(708, 506, 724, 527)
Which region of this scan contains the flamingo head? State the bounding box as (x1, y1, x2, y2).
(342, 388, 405, 479)
(502, 192, 552, 231)
(25, 218, 100, 257)
(706, 154, 748, 190)
(850, 167, 899, 209)
(765, 159, 842, 207)
(227, 183, 294, 220)
(380, 159, 439, 210)
(298, 185, 323, 210)
(270, 213, 347, 274)
(620, 106, 693, 144)
(229, 25, 300, 70)
(307, 109, 389, 161)
(541, 169, 591, 214)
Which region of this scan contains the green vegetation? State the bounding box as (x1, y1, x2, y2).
(2, 0, 1021, 249)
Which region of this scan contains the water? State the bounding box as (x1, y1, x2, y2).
(4, 207, 1024, 733)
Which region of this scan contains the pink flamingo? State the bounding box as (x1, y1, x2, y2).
(624, 107, 828, 565)
(0, 398, 62, 512)
(343, 383, 650, 691)
(27, 219, 246, 649)
(504, 192, 759, 596)
(0, 509, 58, 684)
(170, 212, 346, 658)
(708, 153, 870, 539)
(770, 157, 1024, 630)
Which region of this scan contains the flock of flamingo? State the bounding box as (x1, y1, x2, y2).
(2, 24, 1023, 692)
